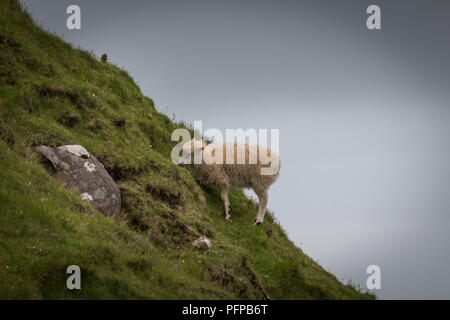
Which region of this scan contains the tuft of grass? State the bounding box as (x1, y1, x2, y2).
(0, 0, 375, 300)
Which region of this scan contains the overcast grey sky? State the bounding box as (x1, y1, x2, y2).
(20, 0, 450, 299)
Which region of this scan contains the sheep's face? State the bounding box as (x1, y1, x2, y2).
(179, 139, 206, 165)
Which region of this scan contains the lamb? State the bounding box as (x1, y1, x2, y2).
(178, 139, 280, 225)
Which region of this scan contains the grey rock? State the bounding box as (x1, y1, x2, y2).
(35, 144, 120, 217)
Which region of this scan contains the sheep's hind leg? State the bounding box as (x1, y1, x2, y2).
(253, 189, 268, 226)
(220, 185, 232, 221)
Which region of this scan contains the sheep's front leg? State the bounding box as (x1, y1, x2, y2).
(253, 190, 268, 226)
(220, 185, 232, 221)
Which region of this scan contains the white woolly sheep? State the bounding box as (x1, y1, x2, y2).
(179, 139, 280, 225)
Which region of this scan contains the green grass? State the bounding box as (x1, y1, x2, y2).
(0, 0, 374, 300)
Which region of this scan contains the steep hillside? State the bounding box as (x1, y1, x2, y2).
(0, 0, 374, 299)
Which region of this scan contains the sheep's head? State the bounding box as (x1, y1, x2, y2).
(179, 139, 207, 165)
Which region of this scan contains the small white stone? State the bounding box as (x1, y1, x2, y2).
(192, 236, 212, 249)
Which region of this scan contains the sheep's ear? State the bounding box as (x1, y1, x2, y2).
(201, 140, 207, 150)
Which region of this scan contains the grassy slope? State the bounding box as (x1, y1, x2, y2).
(0, 0, 374, 299)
